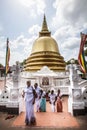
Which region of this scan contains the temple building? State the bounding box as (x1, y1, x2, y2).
(24, 15, 66, 72)
(0, 15, 87, 116)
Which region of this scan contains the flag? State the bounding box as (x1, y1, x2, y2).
(78, 33, 87, 73)
(5, 38, 10, 74)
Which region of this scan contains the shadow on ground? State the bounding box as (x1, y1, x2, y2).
(0, 112, 87, 130)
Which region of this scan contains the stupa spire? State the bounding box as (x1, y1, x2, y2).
(39, 14, 51, 37)
(42, 14, 48, 31)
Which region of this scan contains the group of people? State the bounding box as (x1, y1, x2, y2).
(49, 88, 63, 113)
(22, 80, 63, 126)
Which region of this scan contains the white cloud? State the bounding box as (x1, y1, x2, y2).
(9, 34, 37, 65)
(10, 35, 29, 50)
(0, 33, 37, 65)
(0, 51, 5, 59)
(0, 25, 3, 32)
(28, 24, 41, 35)
(0, 37, 7, 65)
(23, 35, 37, 56)
(10, 51, 25, 65)
(18, 0, 46, 17)
(53, 31, 80, 61)
(62, 37, 80, 49)
(62, 48, 79, 61)
(0, 23, 40, 66)
(0, 37, 6, 49)
(52, 0, 87, 61)
(63, 0, 87, 24)
(0, 50, 5, 65)
(53, 0, 87, 26)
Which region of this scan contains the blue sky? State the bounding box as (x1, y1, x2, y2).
(0, 0, 87, 66)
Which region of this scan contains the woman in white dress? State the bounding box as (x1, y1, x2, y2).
(22, 81, 36, 126)
(34, 83, 41, 112)
(49, 89, 56, 112)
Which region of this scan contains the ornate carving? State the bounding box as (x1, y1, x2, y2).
(73, 90, 81, 100)
(42, 77, 49, 85)
(11, 91, 18, 100)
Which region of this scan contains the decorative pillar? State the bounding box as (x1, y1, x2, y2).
(6, 61, 21, 114)
(68, 60, 85, 116)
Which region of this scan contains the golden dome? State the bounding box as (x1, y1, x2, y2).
(24, 15, 66, 72)
(31, 36, 59, 53)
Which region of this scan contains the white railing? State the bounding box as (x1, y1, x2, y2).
(78, 80, 87, 88)
(6, 80, 13, 89)
(54, 86, 69, 95)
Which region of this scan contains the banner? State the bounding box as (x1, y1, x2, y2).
(5, 38, 10, 74)
(78, 33, 87, 73)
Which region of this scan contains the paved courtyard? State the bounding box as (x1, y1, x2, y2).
(0, 80, 87, 130)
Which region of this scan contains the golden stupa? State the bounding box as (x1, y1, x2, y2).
(24, 15, 66, 72)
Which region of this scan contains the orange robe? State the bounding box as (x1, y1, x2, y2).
(57, 97, 63, 112)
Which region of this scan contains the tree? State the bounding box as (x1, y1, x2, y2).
(66, 58, 79, 65)
(0, 63, 3, 67)
(84, 49, 87, 56)
(20, 59, 26, 66)
(84, 40, 87, 47)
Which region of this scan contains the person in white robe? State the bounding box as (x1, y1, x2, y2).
(34, 83, 41, 112)
(49, 89, 57, 112)
(22, 81, 36, 125)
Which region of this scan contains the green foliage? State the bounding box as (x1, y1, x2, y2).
(0, 63, 3, 67)
(84, 49, 87, 56)
(66, 58, 79, 65)
(20, 59, 26, 66)
(84, 40, 87, 47)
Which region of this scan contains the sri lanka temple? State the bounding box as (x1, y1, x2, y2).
(0, 15, 87, 116)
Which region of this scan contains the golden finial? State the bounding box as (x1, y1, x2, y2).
(42, 14, 48, 31)
(39, 14, 51, 37)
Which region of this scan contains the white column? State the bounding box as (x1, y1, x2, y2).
(68, 62, 85, 116)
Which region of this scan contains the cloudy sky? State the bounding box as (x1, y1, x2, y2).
(0, 0, 87, 66)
